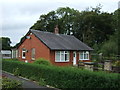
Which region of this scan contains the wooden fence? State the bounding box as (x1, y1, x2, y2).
(78, 60, 120, 73)
(91, 54, 120, 62)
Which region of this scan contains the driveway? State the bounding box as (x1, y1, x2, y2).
(2, 71, 57, 89)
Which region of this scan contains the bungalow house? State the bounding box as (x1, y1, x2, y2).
(17, 26, 93, 66)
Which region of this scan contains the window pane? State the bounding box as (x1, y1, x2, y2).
(85, 51, 89, 59)
(86, 53, 89, 59)
(56, 51, 60, 54)
(86, 54, 89, 59)
(22, 49, 26, 59)
(55, 51, 60, 61)
(84, 54, 87, 59)
(66, 53, 69, 61)
(22, 51, 25, 59)
(61, 51, 64, 54)
(80, 52, 83, 59)
(23, 52, 25, 57)
(61, 53, 64, 61)
(56, 54, 60, 61)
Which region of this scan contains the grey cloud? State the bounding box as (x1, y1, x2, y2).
(1, 0, 119, 46)
(2, 28, 29, 46)
(2, 22, 30, 31)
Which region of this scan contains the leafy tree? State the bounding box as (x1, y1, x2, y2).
(56, 7, 80, 35)
(30, 7, 80, 35)
(30, 6, 115, 48)
(0, 37, 11, 50)
(30, 11, 58, 32)
(100, 31, 118, 57)
(112, 9, 120, 55)
(74, 11, 114, 47)
(28, 6, 120, 59)
(100, 8, 120, 57)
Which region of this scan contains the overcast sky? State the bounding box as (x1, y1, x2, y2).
(0, 0, 119, 46)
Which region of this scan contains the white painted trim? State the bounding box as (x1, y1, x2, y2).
(22, 49, 26, 59)
(55, 61, 69, 62)
(73, 51, 77, 65)
(79, 58, 89, 60)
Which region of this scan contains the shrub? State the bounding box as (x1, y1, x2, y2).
(33, 58, 51, 66)
(2, 60, 120, 89)
(2, 77, 22, 89)
(112, 61, 120, 66)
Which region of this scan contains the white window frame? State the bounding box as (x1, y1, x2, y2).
(79, 51, 89, 60)
(31, 48, 35, 60)
(22, 49, 26, 59)
(16, 50, 18, 58)
(55, 51, 70, 62)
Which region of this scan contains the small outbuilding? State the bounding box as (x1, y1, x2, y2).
(1, 50, 11, 59)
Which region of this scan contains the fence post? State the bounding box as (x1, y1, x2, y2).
(104, 60, 112, 71)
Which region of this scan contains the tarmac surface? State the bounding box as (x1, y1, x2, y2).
(2, 71, 58, 90)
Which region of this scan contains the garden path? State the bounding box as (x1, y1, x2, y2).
(2, 71, 57, 89)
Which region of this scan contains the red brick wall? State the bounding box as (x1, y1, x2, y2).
(18, 33, 50, 63)
(50, 51, 91, 66)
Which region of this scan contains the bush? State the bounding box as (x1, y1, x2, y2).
(113, 61, 120, 66)
(2, 60, 120, 89)
(2, 77, 22, 89)
(33, 58, 51, 66)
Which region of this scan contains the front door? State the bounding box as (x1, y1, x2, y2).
(73, 51, 77, 65)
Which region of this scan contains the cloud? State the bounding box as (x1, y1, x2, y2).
(2, 14, 36, 30)
(0, 0, 119, 46)
(2, 28, 28, 46)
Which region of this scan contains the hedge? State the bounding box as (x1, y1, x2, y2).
(2, 60, 120, 89)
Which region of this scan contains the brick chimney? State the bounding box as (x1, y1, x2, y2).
(54, 25, 59, 34)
